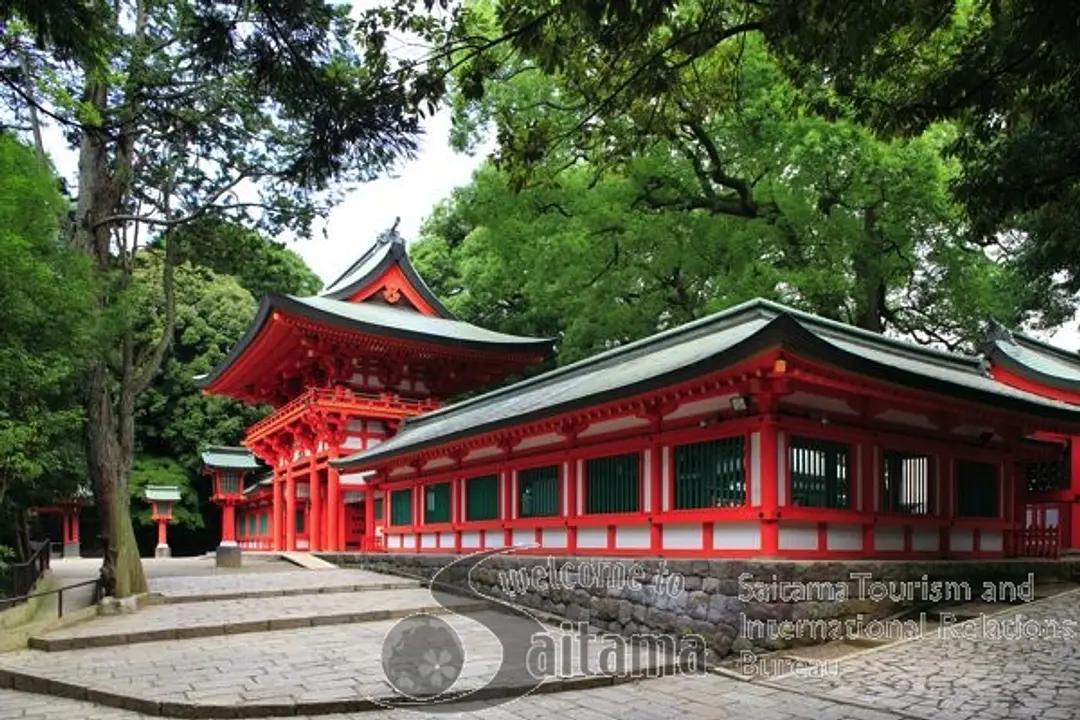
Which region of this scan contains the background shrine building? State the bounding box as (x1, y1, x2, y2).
(201, 231, 1080, 560)
(197, 227, 553, 552)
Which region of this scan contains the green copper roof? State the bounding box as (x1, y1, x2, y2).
(984, 321, 1080, 393)
(145, 485, 182, 502)
(201, 446, 261, 470)
(333, 298, 1080, 471)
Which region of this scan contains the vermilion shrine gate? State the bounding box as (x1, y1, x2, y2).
(201, 229, 1080, 561)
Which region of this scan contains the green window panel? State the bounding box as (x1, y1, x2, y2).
(260, 513, 268, 536)
(374, 497, 384, 520)
(790, 437, 849, 509)
(956, 460, 999, 518)
(586, 453, 640, 514)
(390, 488, 413, 526)
(296, 510, 306, 534)
(466, 475, 500, 521)
(519, 465, 560, 518)
(220, 471, 241, 495)
(425, 482, 452, 524)
(674, 437, 747, 509)
(248, 515, 256, 535)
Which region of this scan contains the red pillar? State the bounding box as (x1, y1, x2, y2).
(285, 466, 297, 551)
(222, 502, 237, 544)
(649, 435, 662, 553)
(861, 441, 875, 557)
(566, 457, 578, 553)
(272, 468, 283, 550)
(759, 416, 780, 556)
(62, 513, 70, 544)
(364, 483, 376, 550)
(1069, 438, 1080, 551)
(157, 519, 168, 547)
(72, 508, 80, 544)
(310, 469, 322, 552)
(327, 450, 340, 552)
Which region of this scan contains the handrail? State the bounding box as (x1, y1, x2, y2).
(0, 577, 101, 617)
(3, 539, 51, 602)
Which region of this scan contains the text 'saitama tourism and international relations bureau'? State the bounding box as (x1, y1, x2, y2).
(197, 226, 1080, 561)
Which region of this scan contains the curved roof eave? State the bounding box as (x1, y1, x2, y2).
(196, 293, 554, 393)
(332, 309, 1080, 471)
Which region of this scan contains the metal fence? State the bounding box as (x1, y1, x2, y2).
(0, 539, 51, 611)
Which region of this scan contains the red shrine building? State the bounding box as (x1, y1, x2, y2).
(201, 229, 1080, 561)
(198, 228, 553, 553)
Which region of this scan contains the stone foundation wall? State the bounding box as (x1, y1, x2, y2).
(319, 552, 1079, 657)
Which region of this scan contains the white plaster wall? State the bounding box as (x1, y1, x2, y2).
(615, 525, 650, 549)
(387, 534, 401, 549)
(662, 523, 702, 550)
(750, 432, 762, 506)
(461, 531, 481, 549)
(911, 528, 939, 552)
(950, 528, 974, 552)
(874, 527, 904, 551)
(421, 533, 439, 549)
(512, 528, 534, 547)
(826, 524, 862, 551)
(401, 534, 416, 549)
(577, 527, 608, 549)
(980, 530, 1003, 552)
(661, 447, 671, 511)
(779, 525, 818, 551)
(464, 446, 501, 462)
(713, 523, 760, 550)
(543, 528, 568, 549)
(485, 531, 504, 549)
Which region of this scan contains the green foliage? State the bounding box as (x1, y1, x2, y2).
(166, 219, 323, 298)
(416, 36, 1039, 359)
(0, 134, 93, 555)
(131, 248, 267, 529)
(129, 457, 202, 530)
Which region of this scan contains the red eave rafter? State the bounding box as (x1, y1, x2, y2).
(205, 310, 546, 403)
(786, 358, 1080, 436)
(991, 366, 1080, 407)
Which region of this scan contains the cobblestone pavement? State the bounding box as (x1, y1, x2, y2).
(771, 588, 1080, 720)
(30, 588, 473, 647)
(0, 673, 907, 720)
(3, 563, 1079, 719)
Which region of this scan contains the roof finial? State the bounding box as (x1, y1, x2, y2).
(391, 216, 400, 234)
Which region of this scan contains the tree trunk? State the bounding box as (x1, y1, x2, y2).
(86, 363, 147, 598)
(74, 75, 148, 599)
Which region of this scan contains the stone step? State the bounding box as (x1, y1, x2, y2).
(278, 552, 340, 570)
(0, 611, 689, 717)
(28, 588, 476, 651)
(147, 568, 419, 604)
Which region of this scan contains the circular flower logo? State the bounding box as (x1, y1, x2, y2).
(381, 613, 465, 700)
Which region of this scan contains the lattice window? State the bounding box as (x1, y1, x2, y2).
(390, 488, 413, 526)
(259, 513, 268, 536)
(1025, 460, 1069, 493)
(790, 437, 850, 509)
(519, 465, 559, 518)
(674, 437, 746, 509)
(466, 475, 499, 521)
(424, 482, 451, 524)
(586, 454, 640, 514)
(956, 460, 999, 518)
(220, 471, 241, 495)
(881, 450, 932, 515)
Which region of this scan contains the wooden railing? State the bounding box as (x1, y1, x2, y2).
(1018, 525, 1061, 559)
(246, 386, 441, 443)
